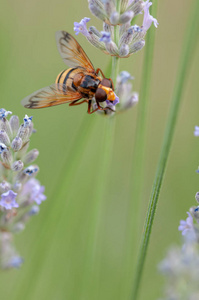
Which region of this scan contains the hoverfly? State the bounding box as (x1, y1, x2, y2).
(21, 31, 117, 114)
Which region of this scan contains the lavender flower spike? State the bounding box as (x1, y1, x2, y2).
(0, 190, 19, 210)
(194, 126, 199, 136)
(178, 212, 194, 236)
(142, 0, 158, 32)
(74, 17, 90, 37)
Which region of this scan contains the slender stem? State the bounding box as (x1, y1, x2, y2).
(131, 1, 199, 299)
(79, 29, 120, 298)
(122, 1, 158, 295)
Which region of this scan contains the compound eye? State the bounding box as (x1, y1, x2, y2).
(95, 88, 107, 102)
(101, 78, 112, 88)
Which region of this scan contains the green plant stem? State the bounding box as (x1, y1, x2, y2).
(79, 49, 120, 298)
(122, 2, 158, 296)
(131, 0, 199, 299)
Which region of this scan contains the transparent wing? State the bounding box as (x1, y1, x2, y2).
(21, 84, 82, 109)
(55, 31, 95, 73)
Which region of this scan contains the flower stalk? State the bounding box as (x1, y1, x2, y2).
(131, 0, 199, 298)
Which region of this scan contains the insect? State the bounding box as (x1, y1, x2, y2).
(21, 31, 117, 114)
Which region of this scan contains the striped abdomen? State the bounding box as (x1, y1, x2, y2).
(56, 67, 86, 91)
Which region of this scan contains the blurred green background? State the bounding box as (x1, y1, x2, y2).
(0, 0, 199, 299)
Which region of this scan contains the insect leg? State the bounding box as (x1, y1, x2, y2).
(87, 100, 99, 114)
(69, 99, 88, 106)
(95, 68, 105, 78)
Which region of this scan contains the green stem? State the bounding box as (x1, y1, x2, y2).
(131, 0, 199, 299)
(122, 2, 158, 295)
(79, 42, 120, 299)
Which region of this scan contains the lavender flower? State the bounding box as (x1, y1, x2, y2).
(0, 109, 46, 269)
(178, 212, 195, 236)
(99, 31, 111, 43)
(0, 108, 12, 119)
(0, 190, 18, 210)
(142, 0, 158, 32)
(115, 71, 139, 111)
(74, 17, 90, 37)
(23, 115, 33, 128)
(21, 178, 46, 205)
(194, 126, 199, 136)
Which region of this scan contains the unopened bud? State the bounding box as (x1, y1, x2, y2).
(195, 192, 199, 203)
(17, 125, 29, 142)
(119, 44, 129, 57)
(190, 206, 199, 220)
(110, 11, 120, 25)
(0, 142, 7, 154)
(11, 137, 22, 152)
(0, 118, 12, 138)
(129, 40, 145, 54)
(0, 181, 11, 193)
(1, 149, 13, 167)
(23, 165, 39, 176)
(23, 149, 39, 165)
(88, 0, 108, 22)
(119, 11, 134, 24)
(12, 160, 24, 172)
(9, 115, 20, 137)
(29, 205, 40, 216)
(127, 0, 145, 16)
(105, 41, 119, 56)
(0, 130, 10, 146)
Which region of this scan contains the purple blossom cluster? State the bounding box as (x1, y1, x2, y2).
(0, 109, 46, 269)
(73, 0, 158, 58)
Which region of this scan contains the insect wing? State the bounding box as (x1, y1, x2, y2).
(21, 84, 82, 109)
(56, 31, 95, 73)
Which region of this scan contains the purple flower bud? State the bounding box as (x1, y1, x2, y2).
(194, 126, 199, 136)
(11, 137, 22, 152)
(0, 190, 19, 210)
(99, 31, 111, 43)
(23, 149, 39, 165)
(110, 11, 120, 25)
(12, 160, 24, 172)
(0, 142, 7, 154)
(88, 0, 108, 22)
(119, 44, 130, 57)
(9, 115, 20, 136)
(142, 0, 158, 32)
(17, 125, 29, 142)
(0, 109, 12, 120)
(178, 212, 194, 236)
(23, 165, 39, 176)
(119, 10, 134, 24)
(23, 115, 33, 128)
(129, 40, 145, 54)
(1, 149, 13, 167)
(21, 178, 46, 205)
(195, 192, 199, 203)
(0, 181, 11, 193)
(28, 205, 40, 215)
(0, 130, 10, 146)
(74, 17, 90, 37)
